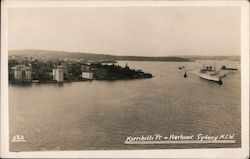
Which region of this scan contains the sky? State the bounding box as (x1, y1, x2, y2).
(8, 6, 241, 56)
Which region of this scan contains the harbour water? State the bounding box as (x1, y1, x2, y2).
(9, 60, 241, 151)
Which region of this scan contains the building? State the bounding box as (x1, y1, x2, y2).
(81, 65, 94, 80)
(12, 65, 32, 82)
(82, 65, 92, 72)
(52, 65, 64, 82)
(81, 72, 94, 80)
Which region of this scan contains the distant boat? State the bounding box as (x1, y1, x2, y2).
(184, 71, 187, 78)
(221, 65, 238, 71)
(199, 66, 222, 84)
(178, 66, 185, 69)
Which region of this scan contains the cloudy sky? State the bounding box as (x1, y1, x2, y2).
(8, 6, 240, 56)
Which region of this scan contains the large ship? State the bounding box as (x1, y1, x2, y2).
(199, 66, 222, 84)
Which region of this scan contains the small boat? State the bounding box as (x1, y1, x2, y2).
(183, 71, 187, 78)
(199, 66, 222, 84)
(178, 66, 185, 69)
(221, 65, 238, 71)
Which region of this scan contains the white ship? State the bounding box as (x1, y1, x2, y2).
(199, 66, 222, 84)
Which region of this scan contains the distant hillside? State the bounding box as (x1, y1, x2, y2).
(183, 55, 240, 61)
(8, 49, 192, 62)
(9, 49, 115, 61)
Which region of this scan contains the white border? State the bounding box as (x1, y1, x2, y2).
(1, 1, 249, 158)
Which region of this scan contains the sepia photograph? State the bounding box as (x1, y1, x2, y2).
(1, 0, 249, 158)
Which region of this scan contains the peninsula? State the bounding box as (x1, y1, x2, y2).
(9, 54, 153, 83)
(8, 49, 193, 83)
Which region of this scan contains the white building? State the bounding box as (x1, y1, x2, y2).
(13, 65, 32, 81)
(52, 66, 64, 82)
(81, 72, 94, 80)
(82, 65, 90, 72)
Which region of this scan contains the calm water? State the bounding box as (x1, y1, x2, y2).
(9, 60, 241, 151)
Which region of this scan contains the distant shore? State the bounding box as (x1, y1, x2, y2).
(9, 49, 193, 62)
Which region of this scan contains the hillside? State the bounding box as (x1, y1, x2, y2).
(183, 55, 240, 61)
(8, 49, 192, 62)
